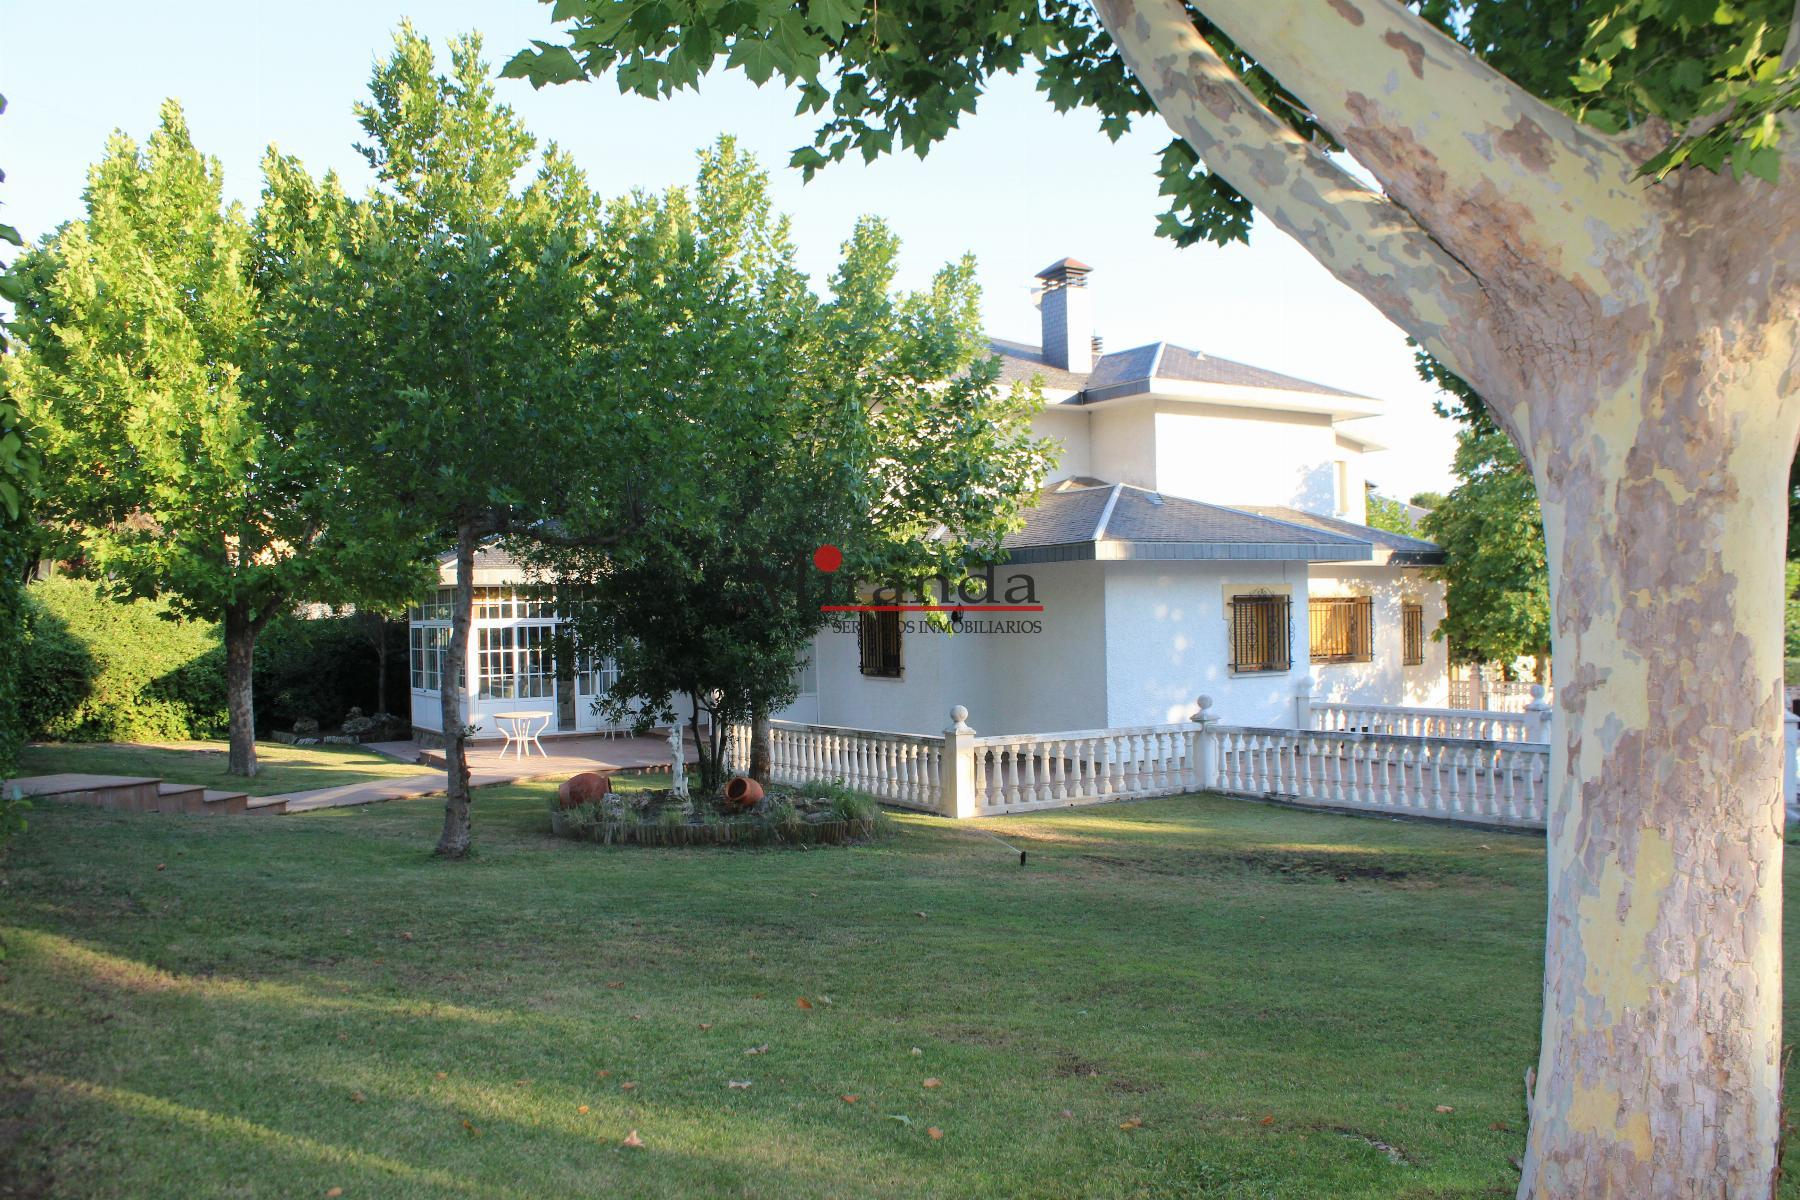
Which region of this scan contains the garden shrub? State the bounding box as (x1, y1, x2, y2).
(16, 579, 410, 743)
(19, 577, 228, 742)
(0, 564, 28, 778)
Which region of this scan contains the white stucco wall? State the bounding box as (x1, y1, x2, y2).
(1101, 559, 1313, 729)
(804, 562, 1106, 737)
(801, 558, 1447, 738)
(1334, 435, 1369, 524)
(1087, 403, 1158, 489)
(1035, 396, 1373, 519)
(1148, 403, 1344, 513)
(1306, 565, 1450, 707)
(1032, 406, 1092, 484)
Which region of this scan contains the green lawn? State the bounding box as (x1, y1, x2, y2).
(0, 787, 1792, 1198)
(13, 740, 435, 797)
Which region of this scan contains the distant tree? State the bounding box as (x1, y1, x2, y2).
(1408, 491, 1446, 513)
(1363, 491, 1418, 537)
(4, 102, 417, 778)
(1411, 350, 1551, 675)
(0, 93, 40, 785)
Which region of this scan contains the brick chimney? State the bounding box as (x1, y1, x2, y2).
(1035, 257, 1093, 373)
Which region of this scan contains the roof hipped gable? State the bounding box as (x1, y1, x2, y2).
(986, 338, 1383, 419)
(1237, 505, 1445, 566)
(1001, 481, 1375, 565)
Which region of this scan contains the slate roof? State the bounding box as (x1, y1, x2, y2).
(988, 337, 1090, 391)
(1002, 480, 1374, 564)
(436, 541, 522, 572)
(1238, 505, 1445, 565)
(987, 338, 1373, 404)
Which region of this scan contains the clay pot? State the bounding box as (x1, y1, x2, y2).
(724, 776, 764, 811)
(557, 771, 613, 810)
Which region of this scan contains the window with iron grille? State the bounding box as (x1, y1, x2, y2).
(1402, 602, 1425, 666)
(1310, 595, 1374, 663)
(858, 611, 903, 677)
(1229, 594, 1292, 673)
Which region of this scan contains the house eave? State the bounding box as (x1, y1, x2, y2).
(1073, 378, 1384, 419)
(1003, 540, 1375, 565)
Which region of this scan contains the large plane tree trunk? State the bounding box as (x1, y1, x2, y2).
(1513, 334, 1795, 1196)
(1087, 0, 1800, 1191)
(436, 523, 478, 858)
(223, 602, 259, 778)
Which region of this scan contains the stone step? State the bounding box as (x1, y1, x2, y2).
(11, 774, 161, 811)
(201, 789, 249, 815)
(155, 782, 209, 814)
(245, 796, 287, 816)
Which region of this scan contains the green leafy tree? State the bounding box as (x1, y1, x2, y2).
(1362, 491, 1418, 537)
(1411, 349, 1551, 675)
(0, 92, 41, 793)
(514, 1, 1800, 1188)
(274, 28, 635, 856)
(537, 150, 1052, 793)
(3, 103, 418, 778)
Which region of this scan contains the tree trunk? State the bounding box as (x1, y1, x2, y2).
(223, 603, 258, 778)
(749, 704, 771, 785)
(1516, 369, 1795, 1196)
(374, 614, 389, 716)
(436, 524, 478, 858)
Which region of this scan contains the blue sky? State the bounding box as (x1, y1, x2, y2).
(1, 0, 1459, 496)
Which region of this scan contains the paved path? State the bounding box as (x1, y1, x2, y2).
(274, 735, 690, 813)
(275, 769, 520, 813)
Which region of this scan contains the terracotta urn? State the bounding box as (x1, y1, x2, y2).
(557, 771, 613, 810)
(724, 776, 764, 811)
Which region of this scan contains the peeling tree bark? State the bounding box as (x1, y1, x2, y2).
(436, 522, 479, 859)
(1523, 374, 1792, 1197)
(1093, 0, 1800, 1190)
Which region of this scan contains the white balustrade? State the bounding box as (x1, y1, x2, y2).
(966, 722, 1202, 815)
(727, 720, 944, 812)
(726, 694, 1554, 832)
(1212, 724, 1548, 829)
(1312, 700, 1539, 743)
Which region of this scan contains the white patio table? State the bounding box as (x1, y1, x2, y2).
(492, 710, 551, 760)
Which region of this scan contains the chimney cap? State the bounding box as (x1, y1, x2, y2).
(1035, 257, 1093, 280)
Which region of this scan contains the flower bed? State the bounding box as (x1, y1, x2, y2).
(547, 778, 894, 848)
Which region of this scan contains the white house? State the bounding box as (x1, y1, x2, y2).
(779, 257, 1448, 736)
(408, 256, 1447, 743)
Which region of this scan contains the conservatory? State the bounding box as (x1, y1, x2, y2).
(406, 580, 630, 742)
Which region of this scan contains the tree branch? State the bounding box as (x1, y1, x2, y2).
(1187, 0, 1651, 296)
(1092, 0, 1489, 363)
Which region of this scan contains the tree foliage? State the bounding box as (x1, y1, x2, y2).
(4, 103, 423, 777)
(1363, 492, 1419, 537)
(532, 147, 1053, 792)
(508, 0, 1796, 243)
(274, 27, 668, 854)
(0, 93, 41, 784)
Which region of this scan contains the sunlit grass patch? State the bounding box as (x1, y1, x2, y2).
(2, 785, 1776, 1198)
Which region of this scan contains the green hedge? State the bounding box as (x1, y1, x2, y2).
(19, 577, 229, 742)
(0, 559, 26, 776)
(17, 579, 410, 744)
